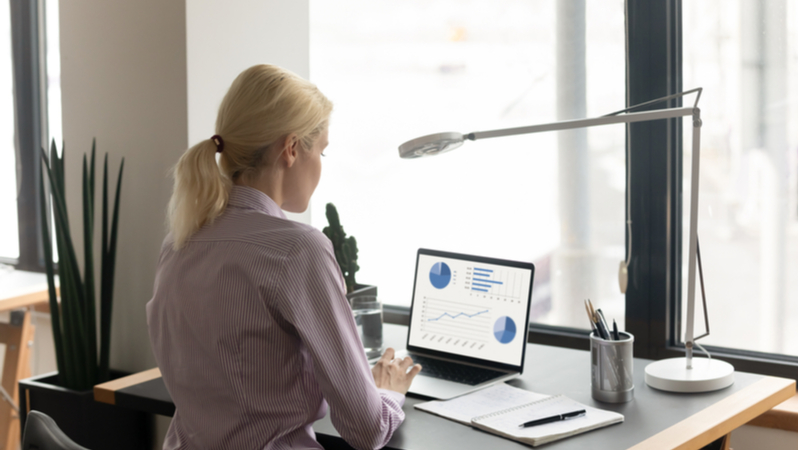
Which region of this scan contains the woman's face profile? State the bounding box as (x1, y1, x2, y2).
(283, 126, 329, 213)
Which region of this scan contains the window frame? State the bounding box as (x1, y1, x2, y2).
(386, 0, 797, 382)
(5, 0, 46, 272)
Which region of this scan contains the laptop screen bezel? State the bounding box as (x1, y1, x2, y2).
(405, 248, 535, 374)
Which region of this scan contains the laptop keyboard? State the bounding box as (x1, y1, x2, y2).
(411, 354, 508, 386)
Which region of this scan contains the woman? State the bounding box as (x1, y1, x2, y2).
(147, 64, 421, 450)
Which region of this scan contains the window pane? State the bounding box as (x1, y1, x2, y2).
(310, 0, 625, 331)
(45, 0, 62, 147)
(682, 0, 798, 355)
(0, 1, 19, 260)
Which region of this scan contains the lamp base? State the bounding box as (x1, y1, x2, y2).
(645, 357, 734, 393)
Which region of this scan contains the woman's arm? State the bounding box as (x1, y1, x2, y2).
(275, 229, 408, 450)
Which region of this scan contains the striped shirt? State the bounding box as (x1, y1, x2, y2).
(146, 186, 405, 450)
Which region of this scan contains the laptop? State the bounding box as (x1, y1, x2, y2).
(398, 248, 535, 400)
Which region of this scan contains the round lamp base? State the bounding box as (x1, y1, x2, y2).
(645, 357, 735, 393)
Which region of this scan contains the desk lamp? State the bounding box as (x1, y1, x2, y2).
(398, 89, 735, 393)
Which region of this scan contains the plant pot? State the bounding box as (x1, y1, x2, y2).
(19, 371, 152, 450)
(346, 284, 377, 304)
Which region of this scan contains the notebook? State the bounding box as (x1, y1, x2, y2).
(415, 383, 624, 447)
(399, 248, 535, 400)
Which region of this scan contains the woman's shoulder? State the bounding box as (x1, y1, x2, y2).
(214, 211, 333, 254)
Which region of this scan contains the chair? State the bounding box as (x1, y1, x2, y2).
(21, 410, 89, 450)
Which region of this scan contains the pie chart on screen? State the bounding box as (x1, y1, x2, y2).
(429, 262, 451, 289)
(493, 316, 516, 344)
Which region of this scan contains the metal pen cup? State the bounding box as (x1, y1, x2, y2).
(590, 331, 634, 403)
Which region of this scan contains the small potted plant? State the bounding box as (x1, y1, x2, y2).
(322, 203, 376, 299)
(18, 141, 150, 449)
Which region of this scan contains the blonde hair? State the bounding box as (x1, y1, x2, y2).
(168, 64, 332, 249)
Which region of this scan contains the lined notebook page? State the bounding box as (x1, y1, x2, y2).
(414, 383, 550, 425)
(472, 395, 624, 446)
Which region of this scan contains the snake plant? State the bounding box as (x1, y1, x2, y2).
(38, 140, 124, 391)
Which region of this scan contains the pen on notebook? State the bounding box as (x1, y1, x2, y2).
(519, 409, 586, 428)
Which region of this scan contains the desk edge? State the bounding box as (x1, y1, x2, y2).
(94, 367, 162, 405)
(627, 376, 796, 450)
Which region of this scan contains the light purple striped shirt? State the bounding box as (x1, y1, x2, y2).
(146, 186, 405, 450)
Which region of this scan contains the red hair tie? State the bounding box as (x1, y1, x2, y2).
(211, 135, 224, 153)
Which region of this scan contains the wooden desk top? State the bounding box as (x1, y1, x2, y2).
(94, 324, 796, 450)
(0, 270, 53, 311)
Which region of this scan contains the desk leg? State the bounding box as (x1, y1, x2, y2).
(0, 310, 34, 450)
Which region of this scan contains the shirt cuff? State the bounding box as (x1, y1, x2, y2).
(377, 388, 406, 407)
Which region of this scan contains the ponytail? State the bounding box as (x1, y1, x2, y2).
(167, 139, 231, 249)
(167, 64, 332, 250)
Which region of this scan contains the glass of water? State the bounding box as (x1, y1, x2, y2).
(350, 295, 383, 360)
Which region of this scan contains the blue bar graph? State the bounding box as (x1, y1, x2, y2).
(471, 287, 488, 292)
(472, 282, 491, 288)
(473, 272, 490, 277)
(474, 267, 493, 273)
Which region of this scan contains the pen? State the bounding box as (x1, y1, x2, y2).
(594, 310, 611, 340)
(519, 409, 586, 428)
(586, 300, 608, 339)
(583, 300, 598, 336)
(596, 309, 611, 336)
(613, 319, 620, 341)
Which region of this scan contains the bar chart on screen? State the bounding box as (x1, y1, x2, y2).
(465, 266, 524, 303)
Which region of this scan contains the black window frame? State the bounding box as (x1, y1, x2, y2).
(5, 0, 46, 272)
(386, 0, 797, 382)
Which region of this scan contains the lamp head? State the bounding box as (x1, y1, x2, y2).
(398, 132, 465, 159)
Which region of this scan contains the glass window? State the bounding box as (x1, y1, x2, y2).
(310, 0, 626, 331)
(45, 0, 62, 148)
(682, 0, 798, 356)
(0, 1, 19, 261)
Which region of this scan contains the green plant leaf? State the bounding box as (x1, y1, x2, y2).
(82, 154, 98, 384)
(38, 145, 66, 385)
(100, 156, 123, 381)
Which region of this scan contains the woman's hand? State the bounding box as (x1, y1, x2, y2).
(371, 348, 422, 395)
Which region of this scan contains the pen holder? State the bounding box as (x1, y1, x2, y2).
(590, 331, 634, 403)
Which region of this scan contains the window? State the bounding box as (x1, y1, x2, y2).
(0, 1, 19, 261)
(1, 0, 59, 271)
(310, 0, 626, 333)
(310, 0, 796, 378)
(681, 0, 797, 356)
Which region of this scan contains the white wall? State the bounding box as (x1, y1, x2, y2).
(186, 0, 311, 224)
(59, 1, 188, 374)
(58, 1, 309, 446)
(58, 0, 311, 376)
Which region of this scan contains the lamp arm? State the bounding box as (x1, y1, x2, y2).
(466, 105, 704, 371)
(465, 107, 695, 141)
(685, 108, 703, 369)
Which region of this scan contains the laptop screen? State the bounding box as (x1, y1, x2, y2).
(407, 249, 535, 369)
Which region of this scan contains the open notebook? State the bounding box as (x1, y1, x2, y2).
(415, 384, 624, 447)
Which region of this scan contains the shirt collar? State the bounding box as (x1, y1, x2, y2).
(227, 185, 287, 219)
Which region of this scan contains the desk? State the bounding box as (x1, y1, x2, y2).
(0, 270, 53, 450)
(95, 324, 795, 450)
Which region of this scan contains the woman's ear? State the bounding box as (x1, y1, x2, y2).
(278, 133, 300, 168)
